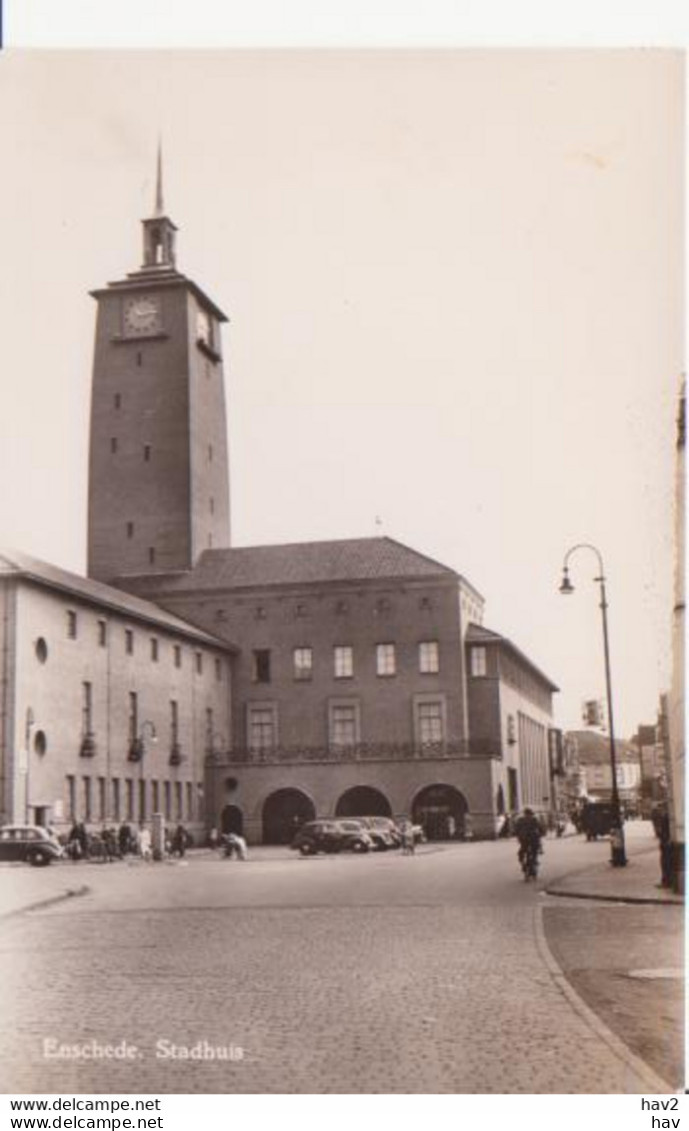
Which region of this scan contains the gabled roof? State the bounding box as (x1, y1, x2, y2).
(465, 622, 559, 693)
(0, 550, 234, 651)
(119, 536, 464, 593)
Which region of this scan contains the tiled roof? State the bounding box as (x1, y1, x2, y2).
(122, 537, 461, 592)
(0, 549, 234, 650)
(465, 622, 559, 693)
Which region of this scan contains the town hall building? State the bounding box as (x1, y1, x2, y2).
(0, 158, 560, 844)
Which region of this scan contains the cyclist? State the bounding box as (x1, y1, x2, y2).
(513, 807, 543, 875)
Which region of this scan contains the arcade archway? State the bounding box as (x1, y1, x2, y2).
(262, 788, 316, 844)
(412, 783, 469, 840)
(335, 786, 392, 818)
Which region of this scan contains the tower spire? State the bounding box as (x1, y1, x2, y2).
(154, 138, 164, 217)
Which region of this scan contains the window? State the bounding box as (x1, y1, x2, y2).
(293, 647, 313, 681)
(417, 701, 444, 746)
(252, 650, 271, 683)
(98, 620, 107, 647)
(126, 779, 134, 821)
(83, 777, 92, 822)
(334, 646, 353, 679)
(128, 691, 138, 743)
(175, 782, 183, 820)
(144, 444, 151, 462)
(138, 778, 146, 823)
(82, 682, 92, 737)
(125, 628, 134, 654)
(419, 641, 439, 674)
(152, 779, 160, 813)
(111, 437, 118, 454)
(376, 643, 396, 677)
(174, 645, 182, 669)
(247, 704, 277, 751)
(170, 700, 179, 748)
(329, 701, 360, 747)
(471, 647, 487, 677)
(164, 781, 172, 821)
(98, 777, 106, 822)
(114, 393, 121, 410)
(66, 775, 76, 821)
(208, 444, 213, 462)
(210, 497, 215, 515)
(186, 782, 193, 821)
(112, 778, 121, 822)
(151, 637, 159, 662)
(196, 652, 203, 675)
(215, 657, 222, 681)
(149, 547, 156, 565)
(35, 637, 48, 663)
(66, 610, 77, 639)
(205, 707, 214, 753)
(126, 522, 134, 539)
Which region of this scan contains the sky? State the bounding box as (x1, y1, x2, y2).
(0, 49, 683, 737)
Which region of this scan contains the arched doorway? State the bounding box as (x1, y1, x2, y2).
(335, 786, 392, 818)
(262, 788, 316, 845)
(412, 784, 469, 841)
(220, 804, 244, 836)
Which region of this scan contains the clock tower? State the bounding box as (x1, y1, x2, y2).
(87, 152, 231, 583)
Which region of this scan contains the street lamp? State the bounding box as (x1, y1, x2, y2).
(559, 543, 627, 866)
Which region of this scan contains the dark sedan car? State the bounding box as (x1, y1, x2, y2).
(291, 819, 373, 856)
(0, 825, 63, 866)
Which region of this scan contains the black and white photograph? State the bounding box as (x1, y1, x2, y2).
(0, 43, 684, 1101)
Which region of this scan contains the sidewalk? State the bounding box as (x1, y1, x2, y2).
(545, 846, 683, 905)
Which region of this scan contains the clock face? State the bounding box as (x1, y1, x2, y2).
(123, 295, 162, 337)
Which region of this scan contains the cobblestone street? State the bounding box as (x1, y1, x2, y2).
(0, 824, 681, 1094)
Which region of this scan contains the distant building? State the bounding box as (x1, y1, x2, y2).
(664, 380, 685, 892)
(565, 730, 641, 810)
(631, 722, 668, 813)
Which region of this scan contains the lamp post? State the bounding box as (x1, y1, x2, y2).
(559, 543, 627, 866)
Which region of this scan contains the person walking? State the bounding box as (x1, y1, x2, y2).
(172, 823, 188, 858)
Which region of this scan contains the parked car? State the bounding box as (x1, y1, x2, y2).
(291, 819, 373, 856)
(579, 801, 617, 841)
(0, 825, 63, 866)
(349, 816, 399, 850)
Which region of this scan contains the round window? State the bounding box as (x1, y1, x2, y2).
(35, 638, 48, 663)
(34, 731, 47, 756)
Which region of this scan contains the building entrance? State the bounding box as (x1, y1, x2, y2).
(335, 786, 392, 818)
(412, 784, 468, 840)
(262, 788, 315, 844)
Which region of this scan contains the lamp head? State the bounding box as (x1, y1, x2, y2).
(559, 567, 575, 595)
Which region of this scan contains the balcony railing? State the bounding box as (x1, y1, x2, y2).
(219, 738, 499, 766)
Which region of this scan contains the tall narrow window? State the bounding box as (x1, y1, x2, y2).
(126, 779, 134, 821)
(66, 775, 76, 821)
(144, 444, 151, 462)
(82, 681, 92, 736)
(128, 691, 138, 743)
(205, 707, 214, 753)
(175, 782, 183, 820)
(470, 647, 487, 677)
(174, 644, 182, 669)
(414, 698, 446, 747)
(293, 647, 313, 681)
(151, 637, 159, 662)
(98, 619, 107, 647)
(98, 777, 106, 822)
(334, 646, 353, 679)
(83, 777, 92, 822)
(186, 782, 193, 821)
(138, 778, 146, 823)
(149, 547, 156, 565)
(247, 704, 277, 751)
(329, 702, 360, 747)
(111, 437, 118, 454)
(252, 650, 271, 683)
(126, 522, 134, 539)
(66, 610, 77, 639)
(196, 652, 203, 675)
(215, 657, 222, 681)
(376, 643, 396, 677)
(164, 781, 172, 821)
(112, 778, 121, 822)
(125, 629, 134, 655)
(114, 393, 121, 410)
(419, 641, 439, 674)
(170, 700, 179, 748)
(151, 779, 160, 814)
